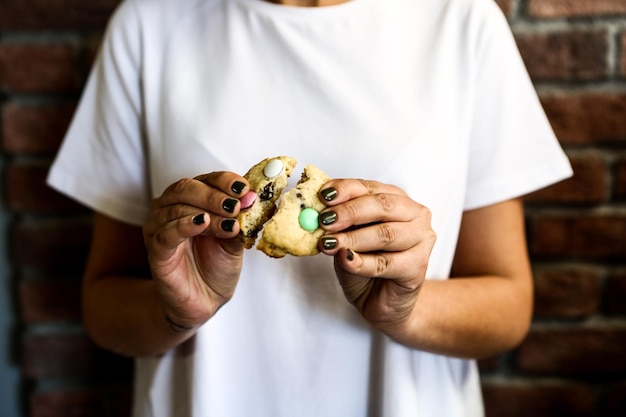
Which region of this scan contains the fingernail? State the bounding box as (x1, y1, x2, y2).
(193, 214, 205, 225)
(320, 187, 338, 202)
(222, 198, 238, 213)
(221, 219, 236, 232)
(321, 237, 338, 250)
(319, 211, 337, 226)
(347, 249, 355, 261)
(232, 181, 246, 194)
(240, 191, 257, 210)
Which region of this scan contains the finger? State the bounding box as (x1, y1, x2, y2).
(320, 179, 407, 206)
(320, 193, 428, 232)
(204, 215, 241, 238)
(145, 212, 210, 257)
(320, 218, 433, 254)
(194, 171, 249, 198)
(156, 178, 245, 218)
(335, 245, 431, 282)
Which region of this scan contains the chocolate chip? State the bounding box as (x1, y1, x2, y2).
(259, 183, 274, 201)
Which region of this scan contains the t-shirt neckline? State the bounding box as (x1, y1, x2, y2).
(234, 0, 375, 20)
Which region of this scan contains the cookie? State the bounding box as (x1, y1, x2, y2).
(257, 164, 330, 258)
(237, 156, 297, 249)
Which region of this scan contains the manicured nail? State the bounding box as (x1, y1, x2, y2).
(319, 211, 337, 226)
(221, 219, 236, 232)
(192, 214, 205, 225)
(232, 181, 246, 194)
(347, 249, 355, 261)
(320, 187, 338, 202)
(222, 198, 238, 213)
(321, 237, 338, 250)
(240, 191, 257, 210)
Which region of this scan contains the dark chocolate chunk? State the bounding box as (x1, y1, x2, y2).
(259, 183, 274, 201)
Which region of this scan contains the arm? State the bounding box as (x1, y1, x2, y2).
(405, 198, 533, 358)
(82, 214, 189, 357)
(319, 179, 532, 359)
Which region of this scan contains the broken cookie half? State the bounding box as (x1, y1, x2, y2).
(237, 156, 329, 258)
(237, 156, 297, 249)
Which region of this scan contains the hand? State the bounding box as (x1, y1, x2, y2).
(143, 172, 249, 331)
(318, 179, 436, 338)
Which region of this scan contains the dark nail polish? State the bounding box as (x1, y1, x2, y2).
(321, 237, 338, 250)
(221, 219, 236, 232)
(232, 181, 246, 195)
(319, 211, 337, 226)
(320, 187, 338, 202)
(193, 214, 205, 225)
(347, 249, 355, 261)
(222, 198, 238, 213)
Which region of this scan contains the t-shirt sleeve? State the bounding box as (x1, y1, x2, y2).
(47, 0, 150, 226)
(463, 1, 572, 211)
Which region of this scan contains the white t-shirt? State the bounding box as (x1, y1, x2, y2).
(48, 0, 572, 415)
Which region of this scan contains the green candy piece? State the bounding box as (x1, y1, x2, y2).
(298, 208, 319, 232)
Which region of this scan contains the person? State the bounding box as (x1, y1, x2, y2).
(47, 0, 573, 415)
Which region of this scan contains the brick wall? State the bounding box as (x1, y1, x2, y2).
(0, 0, 624, 416)
(0, 1, 131, 416)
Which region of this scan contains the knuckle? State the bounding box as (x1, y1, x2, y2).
(425, 228, 437, 246)
(377, 223, 397, 246)
(344, 200, 362, 219)
(419, 205, 433, 223)
(153, 229, 169, 249)
(375, 193, 395, 212)
(412, 245, 432, 271)
(343, 232, 359, 249)
(149, 197, 160, 211)
(171, 178, 194, 194)
(374, 254, 390, 277)
(359, 179, 377, 195)
(167, 204, 187, 220)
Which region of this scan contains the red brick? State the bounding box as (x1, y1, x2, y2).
(482, 381, 595, 417)
(13, 219, 92, 272)
(1, 103, 76, 154)
(533, 266, 602, 318)
(530, 214, 626, 259)
(517, 326, 626, 374)
(529, 0, 626, 18)
(22, 334, 94, 378)
(478, 355, 501, 373)
(0, 44, 82, 93)
(605, 271, 626, 316)
(31, 386, 131, 417)
(495, 0, 513, 17)
(540, 92, 626, 144)
(600, 382, 626, 416)
(617, 156, 626, 199)
(84, 35, 105, 69)
(0, 0, 121, 31)
(516, 30, 608, 81)
(19, 280, 81, 323)
(31, 389, 100, 417)
(526, 153, 607, 204)
(102, 385, 133, 417)
(621, 32, 626, 77)
(5, 163, 86, 213)
(22, 333, 133, 380)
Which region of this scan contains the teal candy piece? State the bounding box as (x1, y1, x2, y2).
(298, 208, 319, 232)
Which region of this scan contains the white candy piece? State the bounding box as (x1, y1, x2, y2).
(263, 158, 285, 179)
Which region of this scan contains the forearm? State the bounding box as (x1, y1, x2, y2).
(385, 275, 532, 359)
(82, 275, 198, 357)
